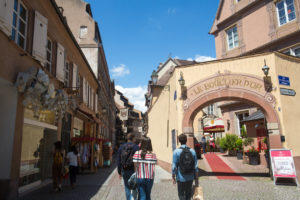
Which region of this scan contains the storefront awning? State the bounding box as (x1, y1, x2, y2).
(204, 118, 225, 132)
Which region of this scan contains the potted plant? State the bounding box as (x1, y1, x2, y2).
(236, 138, 243, 160)
(224, 134, 238, 156)
(219, 137, 226, 153)
(246, 146, 260, 165)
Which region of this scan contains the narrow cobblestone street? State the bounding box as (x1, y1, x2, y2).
(19, 154, 300, 200)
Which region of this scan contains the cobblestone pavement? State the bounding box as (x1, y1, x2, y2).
(19, 156, 300, 200)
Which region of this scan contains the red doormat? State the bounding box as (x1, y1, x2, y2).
(205, 153, 246, 180)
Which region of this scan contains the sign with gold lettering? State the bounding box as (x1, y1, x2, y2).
(184, 73, 276, 110)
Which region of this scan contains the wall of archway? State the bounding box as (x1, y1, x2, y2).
(181, 73, 282, 149)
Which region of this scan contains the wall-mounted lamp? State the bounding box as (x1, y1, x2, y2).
(178, 72, 185, 87)
(151, 70, 158, 84)
(262, 59, 270, 77)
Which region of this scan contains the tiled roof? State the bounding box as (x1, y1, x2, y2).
(174, 59, 197, 66)
(242, 110, 265, 122)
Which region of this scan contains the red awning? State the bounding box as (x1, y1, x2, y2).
(204, 118, 225, 132)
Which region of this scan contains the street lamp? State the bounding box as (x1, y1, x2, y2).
(178, 72, 185, 87)
(151, 70, 158, 84)
(262, 59, 270, 77)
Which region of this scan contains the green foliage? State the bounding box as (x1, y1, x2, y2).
(243, 137, 254, 146)
(246, 146, 260, 156)
(263, 137, 268, 144)
(224, 134, 238, 150)
(215, 137, 221, 147)
(240, 124, 247, 138)
(220, 137, 227, 150)
(235, 138, 243, 151)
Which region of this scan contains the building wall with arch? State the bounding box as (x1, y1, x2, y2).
(147, 52, 300, 172)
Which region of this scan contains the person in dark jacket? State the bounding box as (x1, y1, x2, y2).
(117, 133, 139, 200)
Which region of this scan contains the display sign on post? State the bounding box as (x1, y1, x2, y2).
(270, 149, 298, 186)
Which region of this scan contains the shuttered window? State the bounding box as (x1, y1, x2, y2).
(32, 10, 48, 64)
(64, 61, 70, 87)
(56, 43, 65, 82)
(46, 38, 52, 72)
(11, 0, 27, 50)
(72, 64, 78, 88)
(0, 0, 14, 36)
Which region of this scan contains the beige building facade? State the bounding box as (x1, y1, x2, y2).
(147, 53, 300, 180)
(210, 0, 300, 59)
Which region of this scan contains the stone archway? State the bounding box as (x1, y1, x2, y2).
(181, 72, 282, 149)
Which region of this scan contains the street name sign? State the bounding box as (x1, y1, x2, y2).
(280, 88, 296, 96)
(278, 75, 290, 86)
(270, 149, 298, 186)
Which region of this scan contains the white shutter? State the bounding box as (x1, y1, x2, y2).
(32, 11, 48, 64)
(72, 63, 77, 88)
(91, 90, 94, 111)
(56, 43, 65, 82)
(83, 78, 86, 103)
(0, 0, 14, 36)
(95, 94, 98, 112)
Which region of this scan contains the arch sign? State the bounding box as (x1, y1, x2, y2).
(183, 72, 276, 111)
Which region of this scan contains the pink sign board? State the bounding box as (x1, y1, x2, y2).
(270, 149, 297, 178)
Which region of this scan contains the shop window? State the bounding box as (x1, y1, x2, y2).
(226, 26, 239, 50)
(46, 39, 52, 73)
(11, 0, 28, 50)
(276, 0, 296, 26)
(64, 61, 70, 87)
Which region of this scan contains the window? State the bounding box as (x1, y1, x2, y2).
(80, 26, 88, 39)
(283, 46, 300, 57)
(46, 39, 52, 72)
(208, 104, 214, 115)
(12, 0, 27, 49)
(226, 26, 239, 50)
(64, 61, 70, 86)
(276, 0, 296, 26)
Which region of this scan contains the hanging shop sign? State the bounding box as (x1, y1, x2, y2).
(280, 88, 296, 96)
(120, 108, 128, 120)
(278, 75, 290, 86)
(270, 149, 298, 186)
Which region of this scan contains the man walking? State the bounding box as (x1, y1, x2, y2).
(172, 134, 198, 200)
(117, 133, 139, 200)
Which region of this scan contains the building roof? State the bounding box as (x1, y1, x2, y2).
(173, 59, 197, 66)
(242, 110, 265, 122)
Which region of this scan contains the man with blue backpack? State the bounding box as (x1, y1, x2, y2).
(117, 133, 139, 200)
(172, 134, 198, 200)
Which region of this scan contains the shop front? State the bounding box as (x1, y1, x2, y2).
(19, 109, 57, 192)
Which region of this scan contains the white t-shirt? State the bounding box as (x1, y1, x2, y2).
(67, 152, 78, 167)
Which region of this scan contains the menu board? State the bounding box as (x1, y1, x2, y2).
(270, 149, 297, 180)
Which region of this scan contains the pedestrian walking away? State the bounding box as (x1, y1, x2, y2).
(133, 137, 157, 200)
(52, 141, 64, 192)
(66, 146, 79, 189)
(117, 133, 139, 200)
(172, 134, 198, 200)
(201, 136, 206, 154)
(209, 135, 215, 153)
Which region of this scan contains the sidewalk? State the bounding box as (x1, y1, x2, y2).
(19, 164, 179, 200)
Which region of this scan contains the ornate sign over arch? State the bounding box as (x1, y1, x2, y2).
(183, 72, 276, 111)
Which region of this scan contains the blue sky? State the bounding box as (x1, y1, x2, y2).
(85, 0, 219, 111)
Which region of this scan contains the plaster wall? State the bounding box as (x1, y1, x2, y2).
(242, 4, 270, 52)
(147, 75, 178, 164)
(0, 79, 18, 179)
(82, 48, 99, 78)
(157, 60, 176, 79)
(275, 55, 300, 156)
(218, 0, 233, 23)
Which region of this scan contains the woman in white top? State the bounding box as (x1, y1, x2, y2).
(66, 146, 79, 188)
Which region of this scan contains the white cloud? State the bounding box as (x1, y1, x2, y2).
(194, 55, 215, 62)
(111, 64, 130, 77)
(174, 56, 180, 59)
(187, 58, 193, 61)
(115, 85, 147, 112)
(167, 8, 177, 15)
